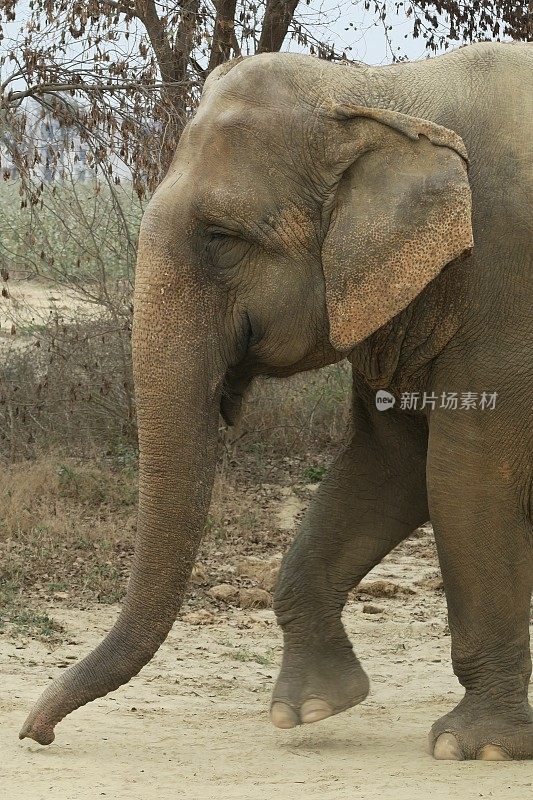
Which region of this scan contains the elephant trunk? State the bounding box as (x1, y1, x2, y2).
(20, 229, 225, 745)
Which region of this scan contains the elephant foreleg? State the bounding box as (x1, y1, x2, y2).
(271, 381, 429, 728)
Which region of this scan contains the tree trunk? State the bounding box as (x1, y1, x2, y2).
(258, 0, 299, 53)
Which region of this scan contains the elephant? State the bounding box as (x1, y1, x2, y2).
(20, 41, 533, 761)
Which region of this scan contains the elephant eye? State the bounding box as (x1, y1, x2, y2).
(209, 230, 231, 241)
(205, 229, 251, 266)
(209, 228, 241, 243)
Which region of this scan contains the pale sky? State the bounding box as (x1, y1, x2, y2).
(285, 0, 437, 64)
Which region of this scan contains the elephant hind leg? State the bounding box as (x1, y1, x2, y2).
(271, 384, 429, 729)
(427, 410, 533, 761)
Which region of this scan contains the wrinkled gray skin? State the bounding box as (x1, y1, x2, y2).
(22, 42, 533, 761)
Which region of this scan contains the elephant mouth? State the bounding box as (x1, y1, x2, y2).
(220, 368, 253, 426)
(220, 389, 243, 426)
(220, 312, 259, 425)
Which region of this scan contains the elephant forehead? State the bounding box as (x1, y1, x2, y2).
(191, 110, 290, 164)
(194, 184, 267, 223)
(193, 186, 316, 242)
(203, 52, 336, 113)
(187, 128, 308, 220)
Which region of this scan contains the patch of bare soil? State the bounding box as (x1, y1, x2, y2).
(2, 515, 532, 799)
(0, 278, 95, 350)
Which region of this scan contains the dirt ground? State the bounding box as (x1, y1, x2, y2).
(0, 278, 94, 322)
(2, 519, 532, 800)
(0, 277, 96, 350)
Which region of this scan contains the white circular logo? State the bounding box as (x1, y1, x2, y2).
(375, 390, 396, 411)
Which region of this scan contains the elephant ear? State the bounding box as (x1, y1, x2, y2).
(322, 104, 473, 352)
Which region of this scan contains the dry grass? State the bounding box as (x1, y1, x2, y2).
(250, 366, 350, 448)
(0, 450, 284, 642)
(0, 320, 135, 462)
(0, 455, 138, 639)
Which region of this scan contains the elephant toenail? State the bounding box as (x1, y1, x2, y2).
(433, 733, 464, 760)
(300, 699, 333, 724)
(270, 702, 299, 729)
(476, 745, 511, 761)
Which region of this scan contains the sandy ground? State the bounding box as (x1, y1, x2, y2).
(2, 535, 532, 800)
(0, 278, 95, 349)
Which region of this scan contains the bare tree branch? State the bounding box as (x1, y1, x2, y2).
(4, 80, 191, 107)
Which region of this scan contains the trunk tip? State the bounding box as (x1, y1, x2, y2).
(19, 716, 56, 745)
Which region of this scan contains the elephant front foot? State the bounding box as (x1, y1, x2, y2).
(430, 693, 533, 761)
(270, 634, 370, 729)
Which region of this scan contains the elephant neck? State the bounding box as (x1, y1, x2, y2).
(348, 255, 467, 397)
(340, 55, 465, 133)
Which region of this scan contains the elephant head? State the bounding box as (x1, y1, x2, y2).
(20, 54, 472, 745)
